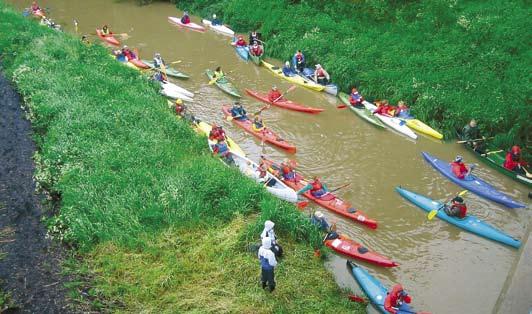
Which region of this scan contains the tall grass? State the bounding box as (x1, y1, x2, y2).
(173, 0, 531, 146)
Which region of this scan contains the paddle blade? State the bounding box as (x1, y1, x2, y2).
(225, 115, 234, 121)
(286, 85, 297, 93)
(296, 201, 309, 209)
(427, 209, 438, 220)
(336, 104, 347, 109)
(170, 60, 182, 64)
(348, 294, 368, 304)
(458, 190, 468, 197)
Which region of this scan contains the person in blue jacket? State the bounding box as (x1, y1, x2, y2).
(230, 102, 247, 120)
(282, 61, 295, 77)
(211, 14, 221, 26)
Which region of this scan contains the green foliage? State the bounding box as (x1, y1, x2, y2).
(175, 0, 531, 145)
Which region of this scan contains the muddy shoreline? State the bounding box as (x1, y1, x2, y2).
(0, 72, 70, 313)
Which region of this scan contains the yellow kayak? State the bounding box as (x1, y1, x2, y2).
(261, 60, 324, 92)
(195, 121, 246, 157)
(404, 118, 443, 140)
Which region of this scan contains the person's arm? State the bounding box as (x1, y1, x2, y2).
(297, 183, 313, 195)
(267, 251, 277, 267)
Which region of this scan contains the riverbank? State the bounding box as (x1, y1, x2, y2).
(174, 0, 531, 147)
(0, 2, 362, 312)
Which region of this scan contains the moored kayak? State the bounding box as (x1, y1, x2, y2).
(202, 19, 234, 37)
(222, 106, 296, 153)
(245, 89, 323, 114)
(347, 261, 424, 314)
(299, 67, 338, 96)
(364, 101, 417, 139)
(403, 118, 443, 140)
(249, 53, 263, 66)
(161, 81, 194, 98)
(141, 60, 190, 79)
(128, 58, 150, 69)
(195, 121, 246, 157)
(230, 41, 249, 61)
(96, 29, 120, 46)
(205, 69, 241, 98)
(168, 16, 206, 32)
(264, 159, 377, 229)
(338, 92, 386, 128)
(421, 152, 525, 208)
(396, 187, 521, 248)
(325, 235, 398, 267)
(262, 61, 325, 92)
(160, 83, 193, 102)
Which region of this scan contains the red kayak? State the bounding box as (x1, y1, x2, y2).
(324, 235, 397, 267)
(96, 29, 120, 46)
(128, 58, 150, 69)
(222, 105, 296, 153)
(245, 89, 324, 114)
(265, 159, 377, 229)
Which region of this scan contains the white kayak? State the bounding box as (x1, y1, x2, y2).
(167, 17, 206, 32)
(202, 19, 234, 37)
(208, 139, 298, 203)
(160, 82, 193, 102)
(363, 101, 417, 140)
(161, 81, 194, 97)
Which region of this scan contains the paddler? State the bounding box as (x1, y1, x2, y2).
(81, 35, 91, 45)
(503, 145, 528, 175)
(250, 41, 263, 57)
(211, 14, 222, 26)
(267, 86, 282, 102)
(451, 155, 474, 179)
(212, 139, 233, 163)
(113, 49, 127, 62)
(461, 119, 486, 154)
(293, 50, 306, 73)
(349, 87, 364, 108)
(261, 220, 283, 258)
(101, 24, 111, 36)
(30, 1, 40, 13)
(249, 30, 262, 45)
(314, 64, 330, 85)
(373, 100, 396, 116)
(230, 102, 247, 121)
(174, 99, 185, 117)
(252, 116, 265, 132)
(443, 196, 467, 219)
(181, 11, 191, 24)
(209, 124, 226, 142)
(298, 177, 329, 198)
(152, 71, 166, 82)
(211, 66, 225, 83)
(395, 101, 410, 118)
(384, 284, 412, 314)
(121, 45, 136, 61)
(282, 61, 295, 77)
(311, 211, 332, 232)
(234, 35, 247, 47)
(153, 53, 165, 69)
(258, 237, 277, 292)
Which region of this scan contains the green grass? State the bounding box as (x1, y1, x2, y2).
(0, 1, 363, 312)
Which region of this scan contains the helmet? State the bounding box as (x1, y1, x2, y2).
(238, 35, 243, 40)
(314, 211, 324, 218)
(511, 145, 521, 154)
(315, 64, 321, 68)
(175, 99, 183, 105)
(212, 14, 217, 18)
(272, 86, 277, 90)
(122, 45, 128, 49)
(155, 52, 161, 57)
(404, 295, 412, 304)
(455, 155, 463, 162)
(285, 61, 290, 67)
(453, 196, 464, 204)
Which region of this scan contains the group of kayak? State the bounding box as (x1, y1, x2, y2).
(34, 5, 529, 313)
(23, 1, 61, 31)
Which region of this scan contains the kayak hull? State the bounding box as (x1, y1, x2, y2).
(161, 81, 194, 98)
(364, 101, 417, 139)
(201, 19, 235, 37)
(168, 17, 206, 32)
(404, 118, 443, 140)
(264, 159, 377, 229)
(249, 53, 263, 66)
(325, 235, 397, 267)
(261, 61, 325, 92)
(128, 58, 150, 69)
(396, 187, 521, 248)
(245, 89, 323, 114)
(234, 45, 249, 61)
(96, 29, 120, 46)
(422, 152, 525, 208)
(141, 60, 190, 79)
(205, 69, 241, 98)
(299, 67, 338, 95)
(222, 106, 296, 153)
(338, 92, 386, 128)
(196, 121, 246, 157)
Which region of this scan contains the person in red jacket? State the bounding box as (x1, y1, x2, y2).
(234, 35, 247, 47)
(298, 177, 329, 198)
(503, 145, 528, 175)
(384, 284, 412, 314)
(278, 159, 297, 182)
(349, 87, 364, 108)
(121, 46, 136, 61)
(444, 196, 467, 219)
(268, 86, 282, 102)
(181, 11, 191, 24)
(250, 41, 263, 56)
(209, 124, 226, 142)
(373, 100, 396, 116)
(451, 155, 471, 179)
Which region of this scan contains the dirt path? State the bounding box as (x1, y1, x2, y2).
(0, 72, 70, 313)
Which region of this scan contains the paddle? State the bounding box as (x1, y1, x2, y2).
(329, 182, 351, 193)
(272, 85, 296, 103)
(169, 60, 182, 65)
(521, 166, 532, 179)
(428, 190, 468, 220)
(337, 104, 347, 109)
(456, 137, 494, 144)
(480, 149, 503, 157)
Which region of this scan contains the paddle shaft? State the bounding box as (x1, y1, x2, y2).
(456, 136, 494, 144)
(329, 182, 351, 193)
(428, 190, 468, 220)
(480, 149, 503, 156)
(273, 85, 297, 103)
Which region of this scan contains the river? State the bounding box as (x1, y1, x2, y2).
(8, 0, 530, 313)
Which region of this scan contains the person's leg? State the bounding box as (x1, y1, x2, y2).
(261, 268, 267, 289)
(268, 269, 276, 292)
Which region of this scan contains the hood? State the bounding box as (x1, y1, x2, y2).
(264, 220, 275, 231)
(261, 237, 272, 249)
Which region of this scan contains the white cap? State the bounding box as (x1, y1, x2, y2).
(213, 14, 216, 18)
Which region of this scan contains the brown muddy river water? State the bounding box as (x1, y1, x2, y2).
(8, 1, 530, 313)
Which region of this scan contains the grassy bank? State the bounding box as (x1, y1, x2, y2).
(0, 2, 361, 312)
(173, 0, 531, 147)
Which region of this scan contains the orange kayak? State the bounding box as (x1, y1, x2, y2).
(96, 29, 120, 46)
(245, 89, 324, 114)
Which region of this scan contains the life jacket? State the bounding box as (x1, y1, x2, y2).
(268, 90, 282, 102)
(214, 70, 224, 79)
(153, 57, 164, 68)
(450, 201, 467, 218)
(316, 68, 326, 78)
(384, 284, 410, 314)
(251, 46, 262, 56)
(252, 120, 264, 131)
(349, 92, 362, 105)
(215, 142, 229, 155)
(236, 39, 247, 47)
(181, 15, 190, 24)
(310, 180, 326, 197)
(281, 165, 295, 180)
(451, 161, 468, 179)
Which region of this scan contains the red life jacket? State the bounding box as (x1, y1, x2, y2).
(384, 284, 410, 314)
(236, 39, 247, 47)
(450, 201, 467, 218)
(295, 54, 303, 62)
(268, 90, 282, 102)
(316, 68, 326, 78)
(451, 161, 468, 179)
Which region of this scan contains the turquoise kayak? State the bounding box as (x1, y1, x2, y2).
(396, 187, 521, 248)
(141, 60, 190, 79)
(422, 152, 525, 209)
(347, 261, 421, 314)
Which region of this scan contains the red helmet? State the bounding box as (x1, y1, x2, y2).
(511, 145, 521, 154)
(404, 295, 412, 304)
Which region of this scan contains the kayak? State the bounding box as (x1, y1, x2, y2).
(264, 159, 377, 229)
(338, 92, 386, 128)
(421, 152, 526, 208)
(128, 58, 150, 69)
(160, 82, 193, 102)
(141, 60, 190, 79)
(205, 69, 241, 98)
(396, 187, 521, 248)
(298, 67, 338, 96)
(249, 52, 263, 66)
(401, 116, 443, 140)
(347, 261, 423, 314)
(231, 41, 249, 61)
(245, 89, 324, 114)
(202, 19, 234, 37)
(96, 29, 120, 46)
(261, 61, 325, 92)
(457, 134, 532, 188)
(195, 121, 246, 157)
(325, 235, 398, 267)
(161, 81, 194, 97)
(167, 16, 206, 32)
(364, 101, 417, 139)
(222, 106, 296, 153)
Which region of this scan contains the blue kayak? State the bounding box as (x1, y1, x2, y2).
(396, 187, 521, 248)
(234, 45, 249, 61)
(347, 261, 418, 314)
(421, 152, 525, 209)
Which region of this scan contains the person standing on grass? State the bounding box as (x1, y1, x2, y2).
(258, 237, 277, 292)
(261, 220, 283, 257)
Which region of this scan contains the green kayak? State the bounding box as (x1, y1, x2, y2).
(205, 69, 241, 98)
(141, 60, 190, 79)
(250, 53, 263, 66)
(339, 92, 385, 128)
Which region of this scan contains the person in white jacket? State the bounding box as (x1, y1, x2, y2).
(258, 237, 277, 292)
(260, 220, 283, 257)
